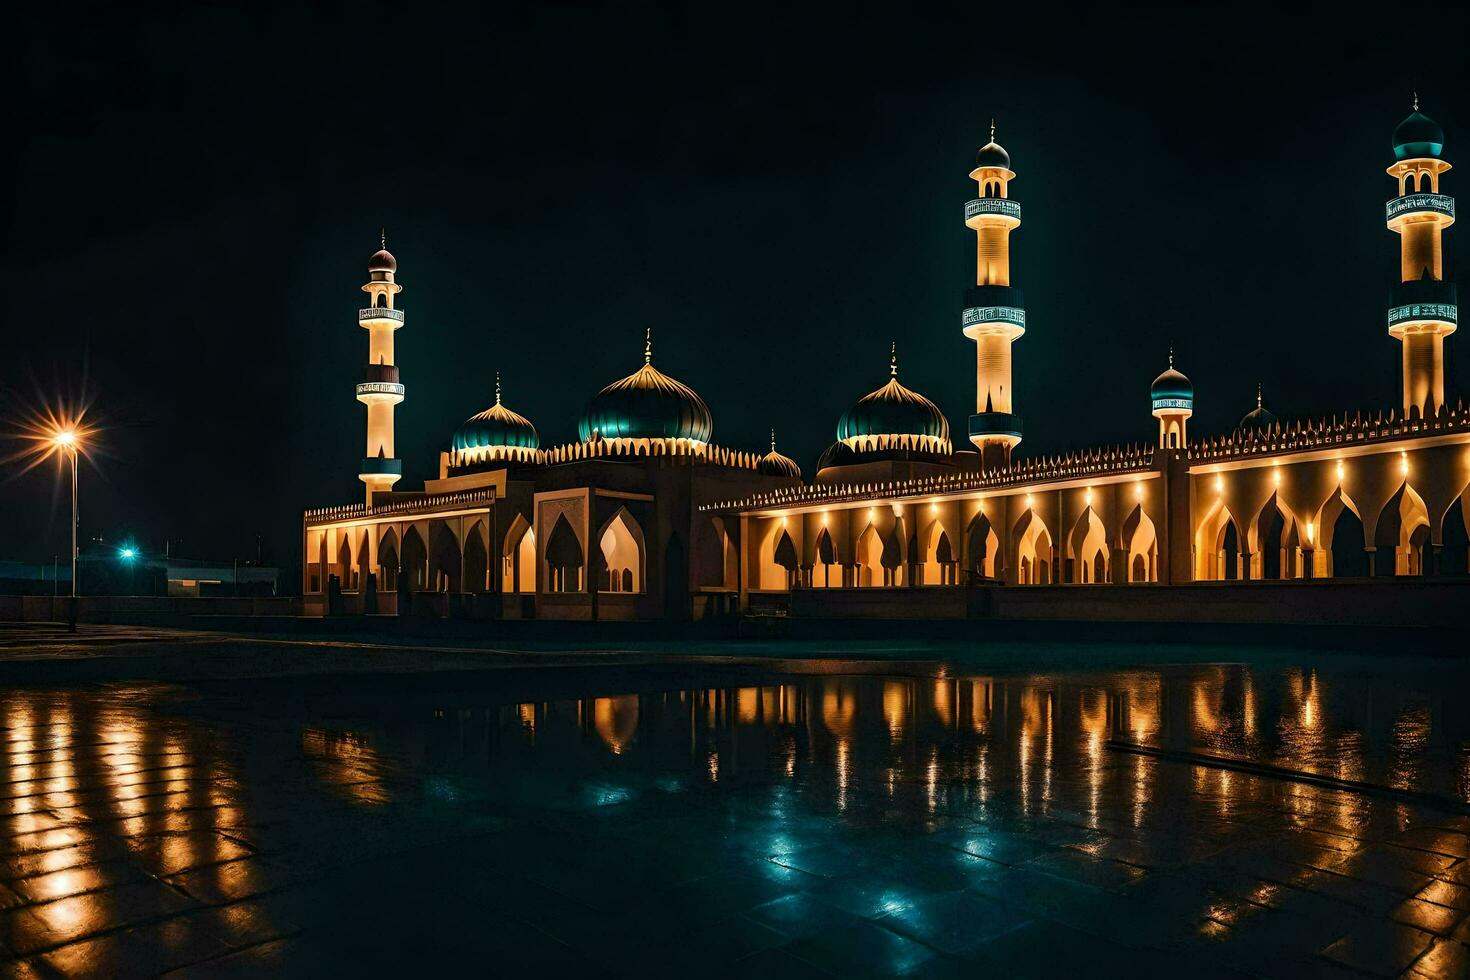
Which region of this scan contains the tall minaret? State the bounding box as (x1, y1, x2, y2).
(357, 234, 405, 503)
(964, 121, 1026, 471)
(1386, 96, 1457, 418)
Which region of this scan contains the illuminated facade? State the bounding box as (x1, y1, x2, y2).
(304, 105, 1470, 619)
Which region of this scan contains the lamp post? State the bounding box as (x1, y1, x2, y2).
(51, 429, 79, 630)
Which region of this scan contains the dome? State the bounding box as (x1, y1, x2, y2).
(1150, 352, 1193, 412)
(1394, 108, 1444, 161)
(975, 140, 1011, 170)
(757, 432, 801, 479)
(577, 335, 713, 444)
(816, 441, 857, 471)
(835, 348, 951, 453)
(368, 248, 397, 273)
(452, 379, 539, 463)
(1239, 385, 1277, 431)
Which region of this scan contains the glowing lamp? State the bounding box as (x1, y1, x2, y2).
(1133, 482, 1143, 501)
(1024, 494, 1033, 508)
(1306, 522, 1315, 545)
(930, 502, 938, 514)
(1273, 468, 1280, 486)
(1214, 476, 1223, 494)
(1084, 488, 1093, 506)
(51, 430, 77, 449)
(119, 548, 136, 560)
(1336, 461, 1345, 481)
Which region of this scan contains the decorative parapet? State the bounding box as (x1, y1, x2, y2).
(1385, 194, 1455, 222)
(304, 487, 498, 525)
(702, 443, 1157, 514)
(450, 438, 769, 471)
(1187, 401, 1470, 464)
(358, 308, 405, 323)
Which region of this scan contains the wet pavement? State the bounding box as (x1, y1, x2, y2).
(0, 653, 1469, 977)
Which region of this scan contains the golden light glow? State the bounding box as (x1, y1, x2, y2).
(1084, 487, 1093, 506)
(1400, 450, 1409, 475)
(1134, 482, 1143, 501)
(1307, 521, 1316, 545)
(1214, 476, 1223, 494)
(868, 507, 876, 518)
(929, 501, 938, 513)
(1336, 460, 1345, 481)
(1024, 494, 1033, 507)
(5, 400, 100, 478)
(1272, 467, 1280, 485)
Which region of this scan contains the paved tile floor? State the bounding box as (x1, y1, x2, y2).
(0, 658, 1467, 977)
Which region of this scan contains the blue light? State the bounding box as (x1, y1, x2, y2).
(119, 548, 136, 560)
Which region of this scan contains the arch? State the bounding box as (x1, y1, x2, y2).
(598, 506, 646, 593)
(1407, 172, 1418, 193)
(503, 515, 536, 593)
(1195, 496, 1242, 581)
(812, 528, 838, 588)
(756, 521, 795, 591)
(1320, 489, 1368, 578)
(1258, 498, 1288, 580)
(1014, 510, 1053, 585)
(464, 521, 489, 593)
(1120, 505, 1158, 583)
(856, 523, 884, 587)
(1375, 484, 1430, 576)
(336, 535, 354, 590)
(918, 520, 955, 585)
(428, 522, 462, 592)
(1442, 495, 1469, 576)
(966, 512, 1000, 579)
(377, 527, 400, 591)
(545, 513, 583, 593)
(1067, 508, 1108, 584)
(400, 526, 427, 591)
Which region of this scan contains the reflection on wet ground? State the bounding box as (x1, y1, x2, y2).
(1, 660, 1470, 976)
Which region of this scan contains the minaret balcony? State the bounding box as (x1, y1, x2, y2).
(964, 197, 1022, 228)
(1385, 193, 1455, 227)
(356, 364, 405, 403)
(358, 307, 405, 327)
(359, 457, 402, 477)
(969, 412, 1023, 445)
(961, 285, 1025, 339)
(1388, 279, 1457, 334)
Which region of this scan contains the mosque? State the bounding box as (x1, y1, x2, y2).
(303, 104, 1470, 620)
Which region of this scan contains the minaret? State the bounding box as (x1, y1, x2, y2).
(357, 234, 405, 504)
(1385, 96, 1457, 418)
(1150, 349, 1193, 449)
(964, 121, 1026, 471)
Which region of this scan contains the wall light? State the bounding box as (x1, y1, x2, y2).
(1336, 461, 1344, 481)
(1273, 467, 1281, 486)
(1133, 482, 1143, 501)
(930, 501, 938, 514)
(1084, 488, 1093, 506)
(1306, 521, 1315, 545)
(1024, 494, 1034, 508)
(1400, 450, 1409, 476)
(1214, 476, 1223, 494)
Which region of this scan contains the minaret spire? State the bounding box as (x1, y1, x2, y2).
(1256, 382, 1263, 410)
(1168, 346, 1174, 369)
(1413, 90, 1420, 112)
(644, 327, 652, 365)
(380, 227, 386, 249)
(357, 238, 405, 504)
(990, 118, 996, 142)
(770, 428, 776, 452)
(890, 340, 897, 378)
(495, 371, 502, 406)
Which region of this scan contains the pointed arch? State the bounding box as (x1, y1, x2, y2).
(464, 520, 489, 593)
(966, 511, 1000, 580)
(1067, 507, 1108, 584)
(377, 526, 400, 591)
(1014, 509, 1053, 585)
(545, 513, 583, 593)
(428, 522, 462, 592)
(1194, 495, 1242, 581)
(1317, 488, 1367, 578)
(400, 526, 427, 591)
(856, 523, 884, 587)
(503, 514, 536, 593)
(1376, 484, 1431, 576)
(812, 527, 838, 589)
(756, 520, 795, 591)
(1441, 493, 1469, 576)
(1120, 505, 1158, 583)
(1249, 492, 1301, 580)
(597, 506, 646, 593)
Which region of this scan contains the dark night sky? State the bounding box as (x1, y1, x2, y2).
(6, 2, 1469, 580)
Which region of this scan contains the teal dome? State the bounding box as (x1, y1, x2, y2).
(1150, 354, 1193, 411)
(836, 352, 950, 451)
(1394, 109, 1444, 161)
(452, 385, 539, 458)
(1239, 386, 1276, 431)
(577, 342, 713, 444)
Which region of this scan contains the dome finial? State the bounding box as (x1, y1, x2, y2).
(1414, 90, 1420, 112)
(890, 340, 898, 378)
(381, 227, 387, 250)
(1168, 346, 1174, 369)
(770, 428, 777, 452)
(495, 371, 502, 405)
(1256, 382, 1263, 410)
(644, 327, 652, 365)
(990, 118, 996, 142)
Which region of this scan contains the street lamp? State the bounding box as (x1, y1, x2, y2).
(51, 428, 80, 629)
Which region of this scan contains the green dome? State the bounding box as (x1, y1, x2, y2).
(975, 140, 1010, 170)
(1150, 354, 1193, 411)
(453, 387, 539, 455)
(836, 353, 950, 450)
(577, 343, 713, 444)
(1239, 385, 1276, 431)
(1394, 109, 1444, 161)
